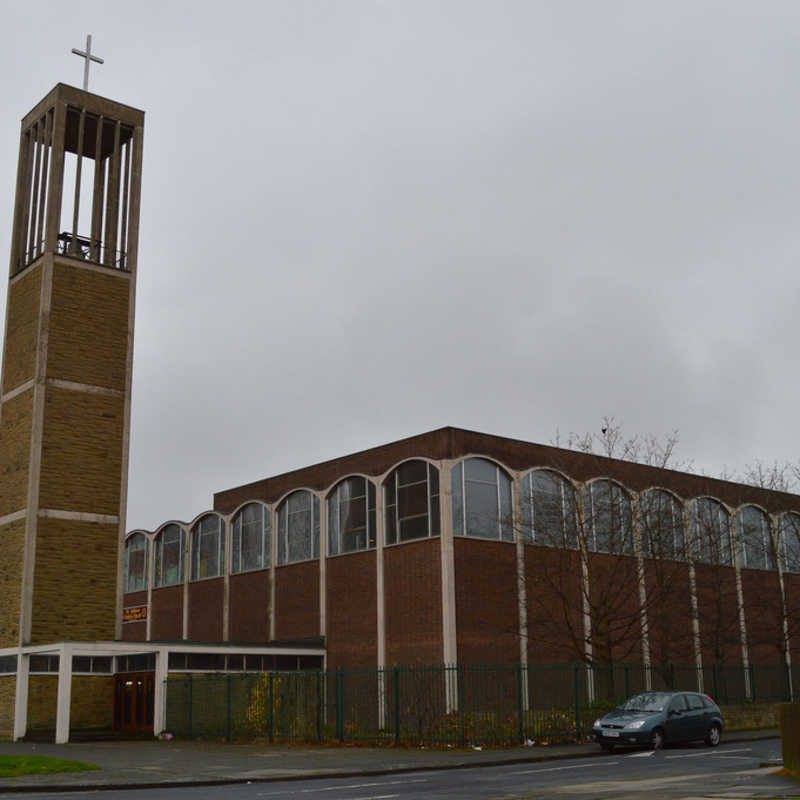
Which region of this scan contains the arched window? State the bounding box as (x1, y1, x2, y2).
(191, 514, 225, 580)
(153, 524, 185, 587)
(640, 489, 685, 560)
(452, 458, 513, 541)
(780, 513, 800, 573)
(383, 460, 440, 545)
(690, 498, 732, 565)
(124, 533, 149, 592)
(328, 477, 376, 555)
(582, 480, 633, 554)
(277, 490, 320, 565)
(521, 469, 577, 548)
(232, 503, 270, 573)
(736, 506, 774, 570)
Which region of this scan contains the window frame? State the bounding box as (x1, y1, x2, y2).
(190, 514, 226, 581)
(276, 490, 320, 565)
(231, 502, 271, 574)
(452, 457, 514, 542)
(327, 476, 376, 556)
(383, 460, 440, 546)
(153, 524, 186, 588)
(124, 532, 150, 593)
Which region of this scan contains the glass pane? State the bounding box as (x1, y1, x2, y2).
(465, 480, 499, 539)
(464, 457, 498, 483)
(452, 463, 464, 536)
(398, 483, 428, 518)
(499, 470, 513, 541)
(399, 514, 429, 542)
(397, 460, 427, 485)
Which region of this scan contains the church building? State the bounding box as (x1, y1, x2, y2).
(2, 81, 799, 744)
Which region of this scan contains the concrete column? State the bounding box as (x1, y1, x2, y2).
(513, 471, 529, 709)
(731, 511, 752, 699)
(223, 514, 231, 642)
(269, 507, 277, 640)
(90, 116, 105, 261)
(146, 535, 154, 640)
(70, 108, 86, 252)
(375, 477, 386, 728)
(632, 493, 652, 689)
(153, 648, 168, 736)
(576, 484, 594, 702)
(319, 494, 327, 638)
(13, 652, 29, 741)
(684, 501, 704, 692)
(55, 644, 73, 744)
(772, 514, 794, 699)
(438, 461, 458, 711)
(182, 526, 190, 640)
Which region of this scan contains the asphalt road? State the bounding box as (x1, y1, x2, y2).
(0, 738, 795, 800)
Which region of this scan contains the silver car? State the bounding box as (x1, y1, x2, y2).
(593, 691, 724, 751)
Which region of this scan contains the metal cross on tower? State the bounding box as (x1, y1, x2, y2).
(71, 34, 104, 91)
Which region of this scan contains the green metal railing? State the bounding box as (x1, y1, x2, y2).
(164, 661, 794, 745)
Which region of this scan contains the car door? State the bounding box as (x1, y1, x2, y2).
(665, 693, 690, 742)
(684, 692, 708, 740)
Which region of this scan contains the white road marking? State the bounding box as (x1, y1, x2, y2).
(665, 747, 751, 760)
(627, 750, 655, 757)
(511, 761, 617, 775)
(257, 778, 427, 797)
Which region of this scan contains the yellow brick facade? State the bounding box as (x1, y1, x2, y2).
(71, 676, 114, 730)
(0, 519, 24, 647)
(27, 675, 57, 731)
(1, 263, 41, 395)
(0, 676, 15, 740)
(47, 261, 130, 391)
(30, 518, 118, 643)
(39, 388, 124, 515)
(0, 389, 32, 518)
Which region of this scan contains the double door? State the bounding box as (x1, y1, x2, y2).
(114, 672, 154, 733)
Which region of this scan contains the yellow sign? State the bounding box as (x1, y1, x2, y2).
(122, 605, 147, 623)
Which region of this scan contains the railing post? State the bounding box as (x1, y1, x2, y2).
(336, 668, 344, 742)
(712, 663, 719, 703)
(458, 664, 465, 748)
(624, 664, 630, 700)
(749, 663, 756, 703)
(573, 664, 581, 739)
(188, 676, 193, 738)
(268, 673, 275, 743)
(393, 665, 400, 745)
(317, 671, 323, 742)
(226, 674, 232, 741)
(517, 663, 524, 745)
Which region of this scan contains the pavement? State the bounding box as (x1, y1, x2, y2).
(0, 728, 782, 794)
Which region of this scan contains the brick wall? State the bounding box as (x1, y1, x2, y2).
(695, 563, 743, 664)
(0, 389, 33, 518)
(71, 676, 114, 730)
(187, 579, 224, 641)
(1, 263, 41, 394)
(326, 550, 377, 668)
(525, 545, 583, 664)
(30, 518, 117, 643)
(38, 387, 124, 514)
(644, 561, 696, 665)
(0, 519, 25, 647)
(229, 571, 270, 642)
(46, 261, 130, 391)
(454, 538, 518, 665)
(275, 562, 319, 640)
(741, 569, 785, 664)
(28, 675, 57, 731)
(384, 539, 442, 665)
(121, 590, 148, 642)
(0, 676, 15, 739)
(151, 585, 183, 640)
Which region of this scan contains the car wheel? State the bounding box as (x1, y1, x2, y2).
(650, 727, 665, 750)
(705, 724, 721, 747)
(600, 742, 615, 753)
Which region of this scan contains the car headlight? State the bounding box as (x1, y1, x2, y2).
(624, 720, 646, 729)
(593, 718, 602, 728)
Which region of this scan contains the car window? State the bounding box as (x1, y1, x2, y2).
(687, 694, 704, 710)
(620, 692, 672, 711)
(701, 695, 715, 708)
(669, 695, 687, 711)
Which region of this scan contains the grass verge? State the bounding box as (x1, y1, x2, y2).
(0, 755, 100, 778)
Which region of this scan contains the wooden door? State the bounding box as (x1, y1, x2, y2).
(114, 672, 154, 733)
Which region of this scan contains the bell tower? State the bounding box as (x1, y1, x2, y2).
(0, 83, 144, 653)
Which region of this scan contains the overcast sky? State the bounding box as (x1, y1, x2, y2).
(2, 1, 800, 530)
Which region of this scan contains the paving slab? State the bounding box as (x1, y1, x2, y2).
(0, 728, 780, 793)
